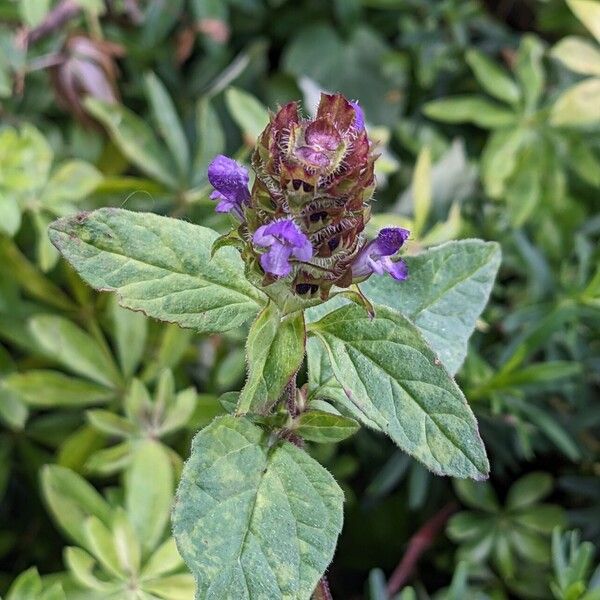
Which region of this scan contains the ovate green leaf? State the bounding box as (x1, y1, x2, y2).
(309, 304, 489, 479)
(48, 208, 265, 335)
(362, 240, 501, 375)
(172, 415, 344, 599)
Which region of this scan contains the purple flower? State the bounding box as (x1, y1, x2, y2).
(253, 219, 313, 277)
(208, 155, 251, 219)
(350, 101, 365, 131)
(352, 227, 410, 281)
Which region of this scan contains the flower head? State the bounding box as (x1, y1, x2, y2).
(208, 155, 250, 218)
(207, 93, 408, 302)
(253, 219, 313, 277)
(351, 227, 410, 282)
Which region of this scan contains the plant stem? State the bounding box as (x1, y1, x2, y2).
(386, 502, 457, 596)
(285, 374, 299, 418)
(313, 576, 333, 600)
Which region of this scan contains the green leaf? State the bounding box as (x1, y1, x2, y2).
(125, 440, 173, 555)
(41, 465, 112, 548)
(84, 98, 178, 189)
(0, 193, 21, 236)
(412, 146, 431, 238)
(28, 315, 121, 388)
(423, 96, 517, 129)
(506, 472, 553, 510)
(453, 479, 499, 512)
(0, 386, 28, 429)
(172, 415, 344, 598)
(466, 49, 521, 105)
(141, 538, 184, 579)
(144, 72, 190, 180)
(5, 567, 42, 599)
(568, 0, 600, 43)
(295, 410, 359, 443)
(552, 36, 600, 77)
(19, 0, 50, 27)
(237, 302, 306, 415)
(309, 304, 489, 479)
(43, 160, 103, 203)
(48, 208, 265, 335)
(192, 97, 225, 187)
(551, 78, 600, 127)
(225, 87, 269, 146)
(481, 128, 529, 198)
(109, 296, 147, 379)
(515, 35, 546, 113)
(3, 370, 113, 407)
(361, 240, 501, 376)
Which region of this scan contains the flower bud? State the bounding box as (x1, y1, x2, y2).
(208, 93, 409, 303)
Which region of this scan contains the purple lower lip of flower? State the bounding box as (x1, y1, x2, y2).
(253, 219, 313, 277)
(351, 227, 410, 281)
(207, 155, 250, 218)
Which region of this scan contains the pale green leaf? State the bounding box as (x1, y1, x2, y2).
(172, 415, 344, 598)
(109, 296, 148, 378)
(41, 465, 112, 549)
(552, 36, 600, 77)
(412, 146, 431, 238)
(5, 567, 42, 599)
(20, 0, 50, 27)
(125, 440, 173, 555)
(466, 49, 521, 105)
(551, 78, 600, 127)
(142, 574, 195, 600)
(141, 538, 185, 579)
(237, 302, 306, 415)
(362, 240, 501, 375)
(28, 314, 121, 387)
(0, 194, 21, 236)
(516, 35, 546, 113)
(295, 410, 359, 443)
(192, 97, 225, 187)
(64, 546, 117, 592)
(225, 88, 269, 145)
(43, 160, 103, 203)
(481, 128, 529, 198)
(309, 304, 489, 479)
(423, 96, 517, 129)
(84, 98, 178, 189)
(84, 517, 124, 578)
(48, 208, 265, 335)
(144, 72, 190, 179)
(0, 386, 28, 429)
(568, 0, 600, 43)
(3, 370, 113, 407)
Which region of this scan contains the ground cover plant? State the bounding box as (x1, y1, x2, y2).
(0, 1, 599, 599)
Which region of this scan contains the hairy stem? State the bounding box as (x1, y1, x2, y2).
(313, 576, 333, 600)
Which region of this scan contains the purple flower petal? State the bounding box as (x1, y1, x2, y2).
(253, 219, 313, 277)
(207, 155, 250, 218)
(351, 227, 410, 281)
(350, 101, 365, 131)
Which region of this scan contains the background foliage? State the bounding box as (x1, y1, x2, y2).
(0, 0, 599, 598)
